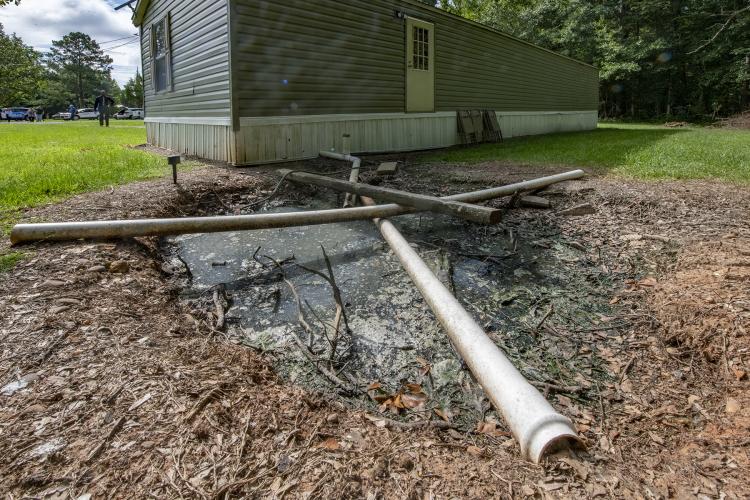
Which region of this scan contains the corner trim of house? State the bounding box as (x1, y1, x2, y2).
(144, 117, 233, 126)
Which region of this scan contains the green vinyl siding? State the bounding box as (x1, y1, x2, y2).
(141, 0, 231, 117)
(231, 0, 405, 117)
(430, 15, 598, 111)
(138, 0, 597, 119)
(231, 0, 598, 118)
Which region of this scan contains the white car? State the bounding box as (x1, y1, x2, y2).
(77, 108, 99, 120)
(115, 107, 145, 119)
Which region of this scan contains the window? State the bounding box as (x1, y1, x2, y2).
(412, 26, 429, 71)
(151, 15, 171, 92)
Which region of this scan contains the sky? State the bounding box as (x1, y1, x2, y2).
(0, 0, 141, 85)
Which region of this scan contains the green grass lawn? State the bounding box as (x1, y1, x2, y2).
(427, 123, 750, 183)
(0, 120, 169, 211)
(0, 250, 25, 273)
(0, 120, 172, 273)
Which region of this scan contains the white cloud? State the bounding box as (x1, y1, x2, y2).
(0, 0, 141, 85)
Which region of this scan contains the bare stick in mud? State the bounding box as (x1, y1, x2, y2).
(212, 285, 229, 331)
(295, 246, 350, 362)
(264, 255, 357, 395)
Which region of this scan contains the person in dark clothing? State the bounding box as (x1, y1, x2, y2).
(94, 90, 115, 127)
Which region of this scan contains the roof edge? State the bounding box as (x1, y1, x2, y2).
(132, 0, 151, 27)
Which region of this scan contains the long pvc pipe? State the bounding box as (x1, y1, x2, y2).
(10, 170, 584, 245)
(325, 151, 580, 462)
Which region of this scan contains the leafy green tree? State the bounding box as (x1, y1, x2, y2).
(45, 32, 114, 108)
(0, 23, 43, 106)
(119, 70, 144, 107)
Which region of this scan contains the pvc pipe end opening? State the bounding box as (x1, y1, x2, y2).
(537, 434, 585, 463)
(524, 414, 581, 464)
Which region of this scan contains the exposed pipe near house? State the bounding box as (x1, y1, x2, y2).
(326, 150, 581, 463)
(322, 150, 360, 207)
(278, 168, 503, 224)
(10, 169, 584, 245)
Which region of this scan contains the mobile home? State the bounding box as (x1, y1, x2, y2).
(132, 0, 599, 164)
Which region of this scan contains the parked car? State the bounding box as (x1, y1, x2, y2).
(77, 108, 99, 120)
(51, 112, 70, 120)
(115, 107, 145, 119)
(5, 107, 31, 121)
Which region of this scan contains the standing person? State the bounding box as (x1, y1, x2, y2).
(35, 107, 44, 122)
(68, 103, 77, 120)
(94, 90, 115, 127)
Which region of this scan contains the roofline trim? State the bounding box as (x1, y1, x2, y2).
(132, 0, 151, 27)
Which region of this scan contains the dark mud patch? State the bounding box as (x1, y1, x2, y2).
(168, 179, 626, 429)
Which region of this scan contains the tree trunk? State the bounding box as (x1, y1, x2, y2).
(666, 79, 672, 117)
(742, 55, 750, 111)
(77, 71, 83, 108)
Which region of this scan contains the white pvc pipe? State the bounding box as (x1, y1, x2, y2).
(324, 150, 580, 462)
(321, 150, 360, 207)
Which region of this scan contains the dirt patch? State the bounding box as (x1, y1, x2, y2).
(0, 159, 748, 498)
(718, 110, 750, 129)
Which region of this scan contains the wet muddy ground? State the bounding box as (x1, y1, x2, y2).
(168, 183, 625, 429)
(1, 158, 748, 498)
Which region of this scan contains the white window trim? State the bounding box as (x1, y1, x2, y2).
(150, 13, 173, 94)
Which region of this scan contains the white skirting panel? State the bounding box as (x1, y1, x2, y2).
(145, 120, 236, 163)
(145, 111, 598, 165)
(235, 110, 597, 165)
(236, 112, 458, 165)
(496, 111, 598, 138)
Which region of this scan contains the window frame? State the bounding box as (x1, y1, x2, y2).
(150, 13, 173, 94)
(412, 26, 430, 72)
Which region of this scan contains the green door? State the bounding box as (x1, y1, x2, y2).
(406, 18, 435, 113)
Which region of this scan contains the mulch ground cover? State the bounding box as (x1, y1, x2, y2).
(1, 158, 748, 498)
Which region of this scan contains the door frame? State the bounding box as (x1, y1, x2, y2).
(405, 17, 436, 113)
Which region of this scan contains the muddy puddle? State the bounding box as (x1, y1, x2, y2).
(167, 194, 618, 424)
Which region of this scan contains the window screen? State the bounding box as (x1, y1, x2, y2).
(152, 16, 171, 92)
(412, 26, 430, 71)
